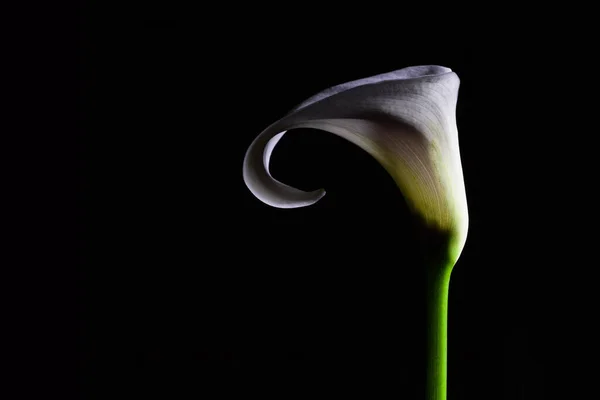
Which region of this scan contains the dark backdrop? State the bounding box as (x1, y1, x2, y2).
(78, 5, 569, 399)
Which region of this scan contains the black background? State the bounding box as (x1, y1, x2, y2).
(76, 4, 591, 399)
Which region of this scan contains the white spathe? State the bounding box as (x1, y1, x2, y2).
(243, 66, 469, 263)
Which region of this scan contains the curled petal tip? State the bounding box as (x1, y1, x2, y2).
(243, 129, 327, 209)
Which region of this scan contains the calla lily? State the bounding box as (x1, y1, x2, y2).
(242, 65, 469, 400)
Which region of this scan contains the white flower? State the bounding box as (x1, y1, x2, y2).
(243, 65, 469, 265)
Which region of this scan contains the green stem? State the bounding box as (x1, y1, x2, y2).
(426, 266, 452, 400)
